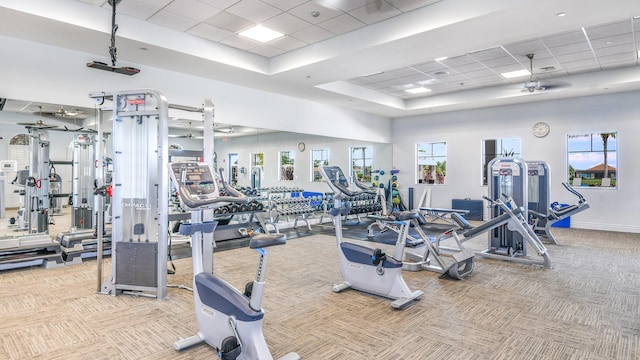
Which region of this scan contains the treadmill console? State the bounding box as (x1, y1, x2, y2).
(320, 166, 355, 197)
(169, 162, 220, 209)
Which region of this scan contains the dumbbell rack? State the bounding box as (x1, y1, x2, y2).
(265, 187, 314, 231)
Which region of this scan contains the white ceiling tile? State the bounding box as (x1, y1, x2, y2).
(227, 0, 283, 23)
(249, 44, 286, 57)
(197, 0, 241, 9)
(594, 43, 635, 57)
(148, 11, 199, 31)
(220, 33, 261, 49)
(261, 0, 308, 11)
(313, 0, 374, 12)
(115, 0, 164, 20)
(390, 0, 442, 12)
(164, 0, 223, 22)
(203, 11, 254, 32)
(387, 67, 420, 78)
(555, 50, 596, 64)
(349, 2, 401, 25)
(269, 35, 307, 51)
(591, 33, 634, 49)
(598, 52, 637, 64)
(263, 12, 311, 34)
(187, 23, 235, 41)
(586, 20, 632, 39)
(503, 40, 547, 57)
(289, 25, 334, 43)
(547, 42, 591, 56)
(288, 1, 342, 24)
(600, 58, 636, 69)
(468, 46, 509, 61)
(542, 31, 587, 47)
(318, 14, 365, 35)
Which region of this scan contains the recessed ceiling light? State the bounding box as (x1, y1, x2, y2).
(405, 87, 431, 94)
(556, 12, 566, 17)
(501, 69, 530, 79)
(238, 25, 284, 43)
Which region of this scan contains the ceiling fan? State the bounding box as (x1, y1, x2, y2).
(522, 53, 571, 93)
(169, 121, 203, 140)
(17, 106, 58, 129)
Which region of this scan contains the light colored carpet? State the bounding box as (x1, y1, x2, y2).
(0, 225, 638, 359)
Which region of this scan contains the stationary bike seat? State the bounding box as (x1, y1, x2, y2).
(249, 233, 287, 249)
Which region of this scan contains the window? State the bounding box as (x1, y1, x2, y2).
(228, 153, 238, 186)
(251, 152, 264, 168)
(417, 142, 447, 185)
(311, 149, 329, 182)
(279, 150, 294, 181)
(568, 132, 617, 188)
(351, 146, 373, 183)
(482, 138, 521, 185)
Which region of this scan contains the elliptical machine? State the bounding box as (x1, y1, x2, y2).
(320, 166, 423, 309)
(169, 162, 299, 360)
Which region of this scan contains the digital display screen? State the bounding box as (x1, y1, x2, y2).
(188, 174, 201, 181)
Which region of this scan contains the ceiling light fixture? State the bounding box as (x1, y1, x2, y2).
(238, 25, 284, 43)
(405, 87, 431, 94)
(434, 56, 448, 62)
(501, 69, 530, 79)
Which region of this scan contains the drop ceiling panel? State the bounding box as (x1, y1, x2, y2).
(187, 23, 234, 41)
(148, 11, 200, 31)
(227, 0, 282, 23)
(115, 0, 168, 20)
(289, 25, 334, 43)
(349, 3, 401, 25)
(317, 14, 366, 34)
(203, 12, 254, 33)
(288, 1, 342, 24)
(270, 35, 307, 51)
(263, 12, 311, 34)
(262, 0, 308, 12)
(163, 0, 222, 22)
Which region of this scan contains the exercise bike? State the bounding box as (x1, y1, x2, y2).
(320, 166, 423, 309)
(169, 162, 299, 360)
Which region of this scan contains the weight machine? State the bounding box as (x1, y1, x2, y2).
(482, 157, 551, 267)
(526, 160, 590, 244)
(91, 89, 169, 299)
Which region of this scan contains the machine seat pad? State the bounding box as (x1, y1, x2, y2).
(462, 207, 522, 238)
(195, 272, 263, 322)
(549, 204, 589, 220)
(451, 213, 471, 229)
(392, 211, 420, 221)
(340, 242, 402, 268)
(249, 233, 287, 249)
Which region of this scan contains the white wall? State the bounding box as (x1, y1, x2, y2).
(212, 131, 392, 194)
(0, 35, 391, 143)
(392, 90, 640, 233)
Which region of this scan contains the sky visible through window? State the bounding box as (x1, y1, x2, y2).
(568, 133, 617, 171)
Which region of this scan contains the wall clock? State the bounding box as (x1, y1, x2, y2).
(533, 122, 550, 138)
(298, 142, 306, 152)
